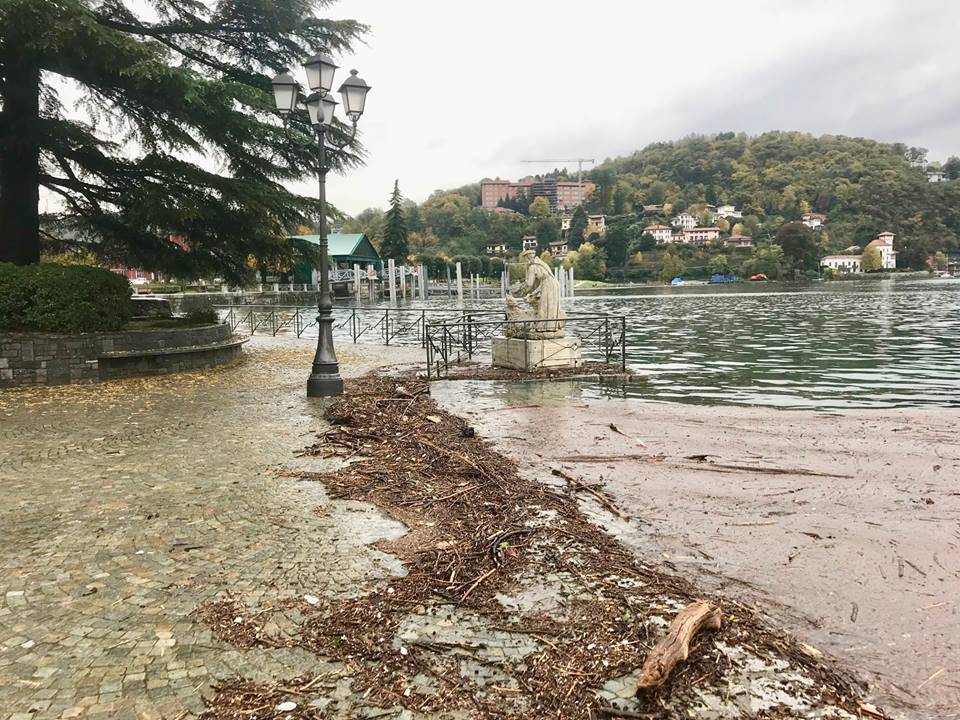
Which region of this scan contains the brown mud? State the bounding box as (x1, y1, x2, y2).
(431, 379, 960, 719)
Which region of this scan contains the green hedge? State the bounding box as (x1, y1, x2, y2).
(0, 263, 134, 333)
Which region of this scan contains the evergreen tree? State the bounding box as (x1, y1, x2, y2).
(604, 219, 630, 270)
(775, 222, 819, 274)
(379, 180, 408, 260)
(568, 206, 588, 250)
(0, 0, 365, 280)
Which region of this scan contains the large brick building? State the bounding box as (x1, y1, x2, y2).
(480, 176, 594, 211)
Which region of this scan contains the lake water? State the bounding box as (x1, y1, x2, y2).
(333, 276, 960, 410)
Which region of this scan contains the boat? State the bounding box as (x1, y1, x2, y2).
(749, 273, 768, 281)
(671, 276, 684, 286)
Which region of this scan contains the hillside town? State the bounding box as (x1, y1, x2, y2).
(477, 175, 919, 277)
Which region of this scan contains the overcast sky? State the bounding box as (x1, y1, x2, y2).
(308, 0, 960, 215)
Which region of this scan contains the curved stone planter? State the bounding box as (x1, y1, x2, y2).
(0, 323, 246, 387)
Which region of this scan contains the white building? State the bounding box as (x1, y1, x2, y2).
(821, 255, 862, 273)
(682, 227, 721, 244)
(821, 231, 897, 273)
(486, 242, 507, 256)
(522, 235, 538, 252)
(643, 224, 673, 244)
(801, 213, 826, 230)
(548, 240, 569, 257)
(866, 231, 897, 269)
(716, 204, 742, 220)
(671, 212, 697, 230)
(560, 215, 572, 232)
(927, 169, 947, 183)
(586, 214, 606, 236)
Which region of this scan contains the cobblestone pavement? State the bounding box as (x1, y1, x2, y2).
(0, 338, 423, 720)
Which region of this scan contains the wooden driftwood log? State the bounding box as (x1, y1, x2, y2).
(636, 600, 722, 691)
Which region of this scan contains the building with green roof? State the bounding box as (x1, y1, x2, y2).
(288, 233, 381, 284)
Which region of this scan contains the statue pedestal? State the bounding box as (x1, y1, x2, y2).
(491, 336, 582, 372)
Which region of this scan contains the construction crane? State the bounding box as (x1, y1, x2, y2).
(520, 158, 595, 207)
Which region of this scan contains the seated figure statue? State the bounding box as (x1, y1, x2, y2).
(505, 250, 566, 339)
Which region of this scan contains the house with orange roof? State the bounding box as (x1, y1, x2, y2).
(866, 231, 898, 269)
(821, 231, 897, 273)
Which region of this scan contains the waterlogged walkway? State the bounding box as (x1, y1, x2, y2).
(0, 338, 421, 719)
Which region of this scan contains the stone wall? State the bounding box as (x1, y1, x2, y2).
(0, 324, 243, 387)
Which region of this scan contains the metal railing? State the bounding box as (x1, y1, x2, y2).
(424, 314, 627, 379)
(213, 305, 503, 348)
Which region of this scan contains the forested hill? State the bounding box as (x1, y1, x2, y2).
(345, 132, 959, 270)
(587, 131, 960, 261)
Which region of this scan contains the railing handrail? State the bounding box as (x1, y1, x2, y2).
(425, 313, 625, 328)
(211, 303, 506, 315)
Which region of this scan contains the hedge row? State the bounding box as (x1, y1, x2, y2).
(0, 263, 134, 333)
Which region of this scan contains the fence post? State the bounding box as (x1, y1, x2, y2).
(466, 314, 473, 358)
(568, 266, 575, 298)
(385, 307, 390, 345)
(604, 317, 610, 362)
(446, 266, 452, 298)
(456, 262, 463, 302)
(387, 259, 396, 304)
(399, 265, 406, 300)
(353, 263, 361, 298)
(351, 308, 358, 343)
(621, 316, 627, 371)
(426, 322, 433, 380)
(421, 264, 428, 301)
(420, 310, 426, 347)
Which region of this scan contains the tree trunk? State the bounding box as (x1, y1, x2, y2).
(0, 44, 41, 265)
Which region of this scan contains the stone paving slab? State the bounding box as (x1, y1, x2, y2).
(0, 338, 423, 719)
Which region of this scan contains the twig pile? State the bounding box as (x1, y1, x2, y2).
(201, 676, 332, 720)
(200, 374, 874, 719)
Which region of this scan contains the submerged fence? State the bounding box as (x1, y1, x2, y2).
(215, 305, 627, 377)
(214, 305, 502, 348)
(424, 314, 627, 379)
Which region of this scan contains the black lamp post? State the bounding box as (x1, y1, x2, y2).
(272, 56, 371, 398)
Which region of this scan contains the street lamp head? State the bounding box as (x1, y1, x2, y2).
(338, 69, 371, 121)
(304, 52, 338, 95)
(305, 92, 338, 128)
(271, 70, 299, 114)
(320, 94, 338, 129)
(305, 92, 323, 126)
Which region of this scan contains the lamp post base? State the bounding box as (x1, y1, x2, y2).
(306, 371, 343, 398)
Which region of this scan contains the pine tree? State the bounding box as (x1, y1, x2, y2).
(0, 0, 366, 280)
(379, 180, 408, 260)
(568, 206, 588, 250)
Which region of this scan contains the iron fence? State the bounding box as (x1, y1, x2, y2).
(213, 305, 502, 348)
(424, 314, 627, 379)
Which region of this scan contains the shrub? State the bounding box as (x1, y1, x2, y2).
(0, 263, 134, 333)
(184, 307, 220, 325)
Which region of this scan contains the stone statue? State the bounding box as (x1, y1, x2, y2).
(504, 250, 565, 338)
